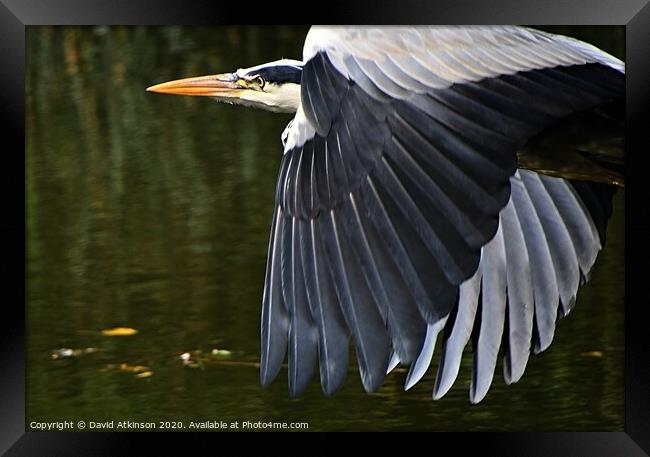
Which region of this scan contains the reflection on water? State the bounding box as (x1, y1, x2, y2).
(26, 26, 625, 431)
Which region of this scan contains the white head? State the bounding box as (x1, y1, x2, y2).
(147, 59, 303, 113)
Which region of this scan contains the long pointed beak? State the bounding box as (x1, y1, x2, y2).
(146, 73, 242, 97)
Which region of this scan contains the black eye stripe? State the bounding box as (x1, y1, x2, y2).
(247, 65, 303, 84)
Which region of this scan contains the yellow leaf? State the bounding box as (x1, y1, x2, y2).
(580, 350, 603, 358)
(101, 327, 138, 336)
(211, 349, 233, 357)
(118, 363, 149, 373)
(134, 371, 153, 378)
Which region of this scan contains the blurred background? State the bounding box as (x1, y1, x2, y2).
(26, 26, 624, 431)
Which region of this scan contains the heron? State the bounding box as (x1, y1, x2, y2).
(147, 26, 624, 404)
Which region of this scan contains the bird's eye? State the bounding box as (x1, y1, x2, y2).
(256, 76, 265, 89)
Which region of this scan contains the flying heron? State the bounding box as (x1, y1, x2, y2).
(147, 26, 624, 404)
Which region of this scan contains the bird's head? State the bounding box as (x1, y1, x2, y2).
(147, 59, 303, 113)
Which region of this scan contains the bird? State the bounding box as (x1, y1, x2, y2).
(147, 26, 625, 404)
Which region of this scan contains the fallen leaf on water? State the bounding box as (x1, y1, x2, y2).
(118, 363, 149, 373)
(180, 352, 191, 362)
(580, 351, 603, 358)
(211, 349, 233, 358)
(51, 347, 99, 359)
(51, 348, 74, 359)
(103, 363, 153, 378)
(101, 327, 138, 336)
(179, 351, 206, 368)
(134, 371, 154, 379)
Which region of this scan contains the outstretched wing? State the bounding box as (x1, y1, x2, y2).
(261, 26, 624, 400)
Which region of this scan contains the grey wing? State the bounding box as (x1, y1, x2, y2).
(434, 170, 614, 403)
(261, 26, 623, 400)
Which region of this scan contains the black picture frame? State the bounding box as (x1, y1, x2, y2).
(2, 0, 649, 453)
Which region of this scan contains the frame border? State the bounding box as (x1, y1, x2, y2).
(3, 0, 649, 453)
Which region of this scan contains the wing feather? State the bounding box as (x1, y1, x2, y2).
(509, 174, 560, 353)
(299, 218, 350, 395)
(260, 207, 289, 386)
(471, 223, 507, 404)
(320, 208, 391, 392)
(339, 194, 427, 364)
(283, 216, 318, 397)
(500, 196, 534, 385)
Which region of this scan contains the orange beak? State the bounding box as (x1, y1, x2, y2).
(146, 73, 243, 97)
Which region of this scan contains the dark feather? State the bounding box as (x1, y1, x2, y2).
(282, 216, 318, 397)
(298, 218, 349, 395)
(319, 209, 391, 392)
(260, 208, 289, 386)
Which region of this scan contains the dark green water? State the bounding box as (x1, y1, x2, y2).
(26, 26, 625, 431)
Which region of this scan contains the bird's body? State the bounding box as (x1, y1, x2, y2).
(147, 26, 624, 403)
